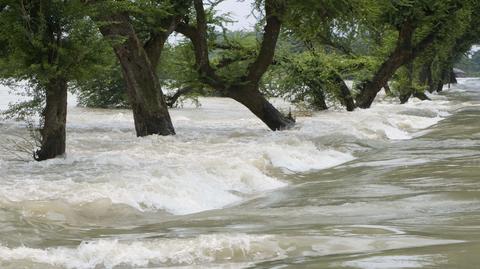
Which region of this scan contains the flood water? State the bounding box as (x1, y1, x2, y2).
(0, 79, 479, 268)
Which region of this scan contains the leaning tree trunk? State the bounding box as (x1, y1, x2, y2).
(413, 92, 431, 101)
(436, 79, 445, 92)
(34, 77, 68, 161)
(98, 13, 175, 137)
(355, 20, 420, 108)
(384, 83, 393, 95)
(435, 66, 451, 93)
(399, 63, 414, 104)
(331, 74, 355, 111)
(356, 50, 409, 108)
(311, 87, 328, 111)
(227, 84, 294, 131)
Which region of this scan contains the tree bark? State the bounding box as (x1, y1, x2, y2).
(436, 79, 445, 92)
(228, 85, 294, 130)
(413, 92, 431, 101)
(98, 13, 175, 136)
(384, 83, 392, 95)
(332, 74, 355, 111)
(399, 63, 414, 104)
(34, 77, 68, 161)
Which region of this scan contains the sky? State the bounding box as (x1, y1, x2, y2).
(215, 0, 257, 31)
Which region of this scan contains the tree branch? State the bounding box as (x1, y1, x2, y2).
(176, 0, 225, 90)
(246, 0, 284, 84)
(144, 16, 181, 69)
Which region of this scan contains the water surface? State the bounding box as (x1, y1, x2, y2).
(0, 79, 479, 268)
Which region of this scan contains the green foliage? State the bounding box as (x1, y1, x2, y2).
(159, 42, 214, 105)
(263, 49, 355, 110)
(391, 66, 426, 97)
(2, 0, 480, 116)
(0, 0, 113, 117)
(73, 63, 129, 109)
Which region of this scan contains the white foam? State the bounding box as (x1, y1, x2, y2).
(0, 80, 469, 216)
(297, 93, 454, 141)
(0, 234, 284, 269)
(261, 139, 355, 172)
(341, 255, 446, 269)
(0, 234, 461, 269)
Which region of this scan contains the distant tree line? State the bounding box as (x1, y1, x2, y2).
(1, 0, 479, 161)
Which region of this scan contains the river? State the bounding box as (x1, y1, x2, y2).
(0, 79, 479, 268)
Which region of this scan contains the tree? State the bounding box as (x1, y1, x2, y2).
(86, 0, 193, 136)
(0, 0, 109, 161)
(354, 0, 465, 108)
(176, 0, 294, 131)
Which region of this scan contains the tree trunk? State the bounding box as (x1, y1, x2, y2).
(227, 85, 294, 131)
(356, 48, 411, 108)
(311, 87, 328, 111)
(355, 18, 438, 108)
(413, 92, 431, 101)
(332, 74, 355, 111)
(98, 13, 175, 137)
(176, 0, 292, 131)
(384, 83, 392, 95)
(400, 63, 414, 104)
(421, 62, 436, 93)
(34, 77, 68, 161)
(399, 93, 411, 104)
(435, 66, 451, 92)
(355, 20, 415, 108)
(436, 80, 445, 92)
(448, 68, 457, 84)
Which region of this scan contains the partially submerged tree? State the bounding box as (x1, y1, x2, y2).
(0, 0, 108, 161)
(87, 0, 193, 136)
(395, 0, 480, 102)
(279, 0, 364, 111)
(176, 0, 294, 130)
(354, 0, 465, 108)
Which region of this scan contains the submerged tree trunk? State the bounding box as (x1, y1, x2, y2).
(34, 77, 68, 161)
(356, 45, 412, 108)
(413, 92, 431, 101)
(228, 84, 294, 130)
(311, 87, 329, 111)
(355, 18, 438, 108)
(399, 63, 414, 104)
(436, 80, 445, 92)
(434, 66, 451, 93)
(384, 83, 392, 95)
(419, 60, 436, 93)
(332, 74, 355, 111)
(98, 13, 175, 137)
(448, 68, 457, 85)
